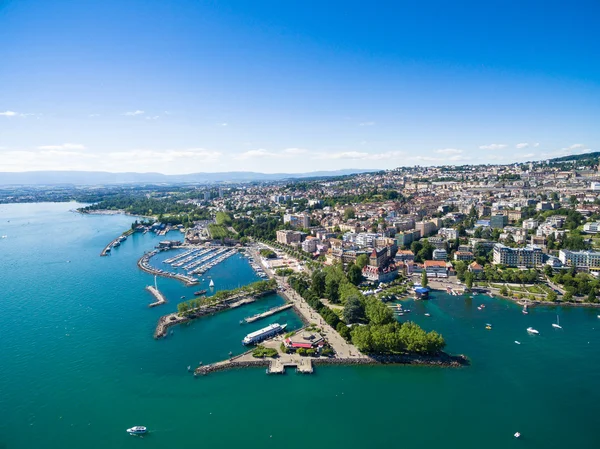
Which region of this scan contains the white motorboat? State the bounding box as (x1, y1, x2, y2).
(424, 313, 431, 317)
(515, 341, 521, 345)
(514, 432, 521, 438)
(552, 315, 562, 329)
(127, 426, 147, 435)
(527, 327, 539, 335)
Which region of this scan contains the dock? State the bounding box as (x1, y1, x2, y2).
(268, 358, 313, 374)
(100, 229, 134, 256)
(153, 289, 276, 338)
(138, 251, 199, 286)
(146, 285, 167, 307)
(244, 303, 293, 323)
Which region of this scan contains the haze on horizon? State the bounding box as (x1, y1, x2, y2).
(1, 0, 599, 175)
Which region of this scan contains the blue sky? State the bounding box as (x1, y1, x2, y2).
(1, 0, 599, 173)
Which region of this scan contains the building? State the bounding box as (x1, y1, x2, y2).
(522, 218, 539, 230)
(591, 182, 600, 191)
(507, 210, 522, 223)
(355, 232, 379, 248)
(454, 251, 474, 262)
(468, 261, 483, 274)
(284, 331, 325, 351)
(395, 250, 415, 263)
(583, 222, 600, 234)
(276, 230, 303, 245)
(415, 220, 438, 238)
(438, 227, 459, 240)
(559, 249, 600, 271)
(302, 237, 319, 253)
(492, 244, 543, 267)
(490, 214, 508, 229)
(432, 248, 447, 261)
(362, 264, 399, 283)
(283, 213, 310, 229)
(428, 236, 446, 249)
(395, 230, 421, 247)
(423, 260, 449, 278)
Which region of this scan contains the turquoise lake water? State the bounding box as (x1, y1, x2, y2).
(1, 202, 599, 449)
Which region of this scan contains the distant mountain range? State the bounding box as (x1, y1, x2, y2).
(0, 169, 378, 186)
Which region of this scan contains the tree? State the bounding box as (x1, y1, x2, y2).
(325, 277, 340, 303)
(544, 264, 554, 278)
(344, 207, 356, 220)
(563, 290, 574, 301)
(343, 295, 365, 324)
(588, 288, 597, 303)
(356, 254, 369, 269)
(311, 271, 326, 297)
(547, 290, 558, 302)
(465, 271, 474, 290)
(421, 270, 428, 288)
(347, 264, 363, 285)
(499, 285, 509, 296)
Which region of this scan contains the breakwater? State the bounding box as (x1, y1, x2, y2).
(100, 228, 134, 256)
(146, 285, 167, 307)
(194, 351, 468, 376)
(154, 289, 277, 338)
(138, 250, 198, 286)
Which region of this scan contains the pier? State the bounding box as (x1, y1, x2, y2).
(244, 303, 293, 323)
(138, 250, 199, 286)
(146, 285, 167, 307)
(154, 289, 276, 338)
(100, 229, 134, 256)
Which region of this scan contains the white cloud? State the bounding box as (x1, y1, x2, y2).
(123, 110, 145, 116)
(359, 121, 375, 126)
(220, 123, 228, 127)
(145, 116, 159, 120)
(568, 144, 584, 150)
(236, 149, 279, 160)
(89, 114, 100, 117)
(313, 150, 404, 161)
(516, 143, 529, 149)
(479, 144, 507, 150)
(37, 143, 86, 151)
(281, 148, 308, 155)
(435, 148, 463, 155)
(107, 148, 222, 163)
(0, 111, 18, 117)
(533, 143, 540, 147)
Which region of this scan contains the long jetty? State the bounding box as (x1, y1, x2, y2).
(244, 303, 293, 323)
(146, 285, 167, 307)
(153, 289, 276, 338)
(100, 229, 134, 256)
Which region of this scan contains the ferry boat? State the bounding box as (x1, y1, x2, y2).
(194, 290, 207, 296)
(126, 426, 147, 435)
(242, 323, 287, 345)
(527, 327, 539, 335)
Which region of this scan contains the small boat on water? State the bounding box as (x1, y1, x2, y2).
(424, 313, 431, 317)
(527, 327, 539, 335)
(515, 341, 521, 345)
(485, 323, 492, 330)
(194, 290, 207, 296)
(522, 304, 529, 315)
(480, 304, 485, 309)
(477, 306, 482, 310)
(180, 296, 186, 299)
(514, 432, 521, 439)
(552, 315, 562, 329)
(127, 426, 147, 435)
(209, 280, 215, 287)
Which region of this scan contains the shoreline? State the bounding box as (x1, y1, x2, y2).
(426, 279, 600, 309)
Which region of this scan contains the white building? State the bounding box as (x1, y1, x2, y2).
(522, 218, 539, 230)
(559, 249, 600, 271)
(432, 248, 447, 261)
(492, 244, 543, 268)
(583, 222, 600, 234)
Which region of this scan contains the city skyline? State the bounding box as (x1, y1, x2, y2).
(1, 0, 599, 173)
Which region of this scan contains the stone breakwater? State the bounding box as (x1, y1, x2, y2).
(194, 352, 469, 376)
(138, 251, 198, 286)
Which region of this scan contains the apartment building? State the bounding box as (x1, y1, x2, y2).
(492, 243, 543, 267)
